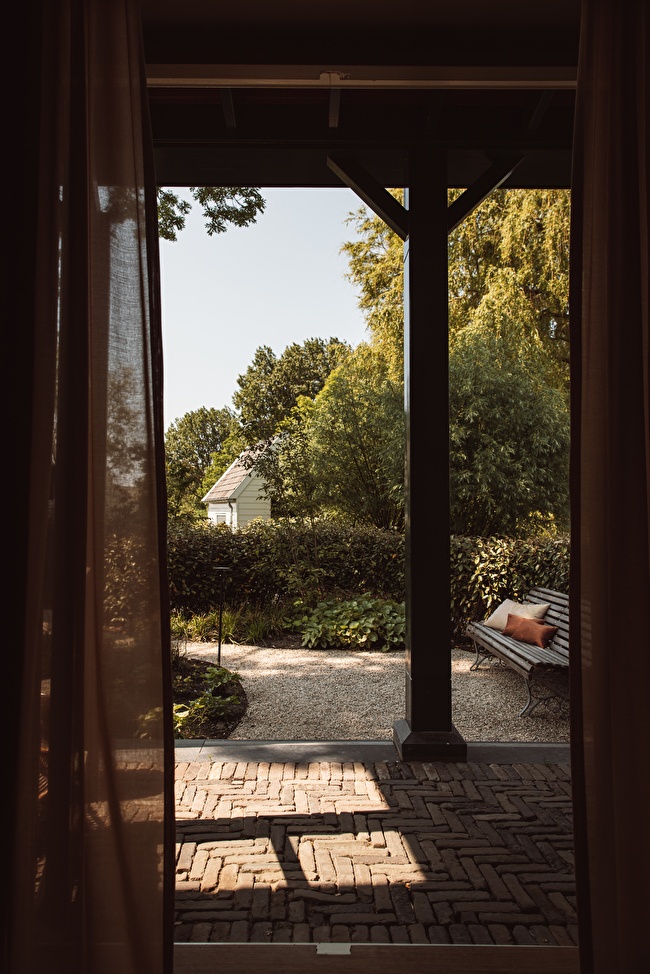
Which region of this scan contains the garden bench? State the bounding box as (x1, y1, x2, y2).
(465, 586, 569, 716)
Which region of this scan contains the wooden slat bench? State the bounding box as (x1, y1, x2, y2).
(464, 586, 569, 716)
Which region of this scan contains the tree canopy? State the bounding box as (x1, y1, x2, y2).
(448, 188, 570, 391)
(164, 406, 238, 520)
(232, 337, 352, 443)
(449, 327, 570, 536)
(254, 344, 405, 531)
(309, 344, 405, 530)
(157, 187, 266, 241)
(341, 187, 571, 536)
(343, 188, 571, 394)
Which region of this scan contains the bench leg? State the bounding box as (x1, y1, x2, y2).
(469, 641, 490, 671)
(520, 673, 567, 717)
(519, 677, 543, 717)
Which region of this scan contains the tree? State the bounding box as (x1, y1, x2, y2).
(247, 401, 324, 523)
(343, 188, 571, 393)
(157, 187, 266, 241)
(306, 344, 405, 530)
(341, 194, 404, 382)
(448, 188, 571, 390)
(342, 187, 571, 538)
(449, 326, 570, 537)
(249, 344, 405, 530)
(164, 406, 238, 520)
(232, 337, 352, 443)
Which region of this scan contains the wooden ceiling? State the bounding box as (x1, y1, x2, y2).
(141, 1, 581, 189)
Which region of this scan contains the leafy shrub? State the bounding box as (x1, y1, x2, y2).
(167, 519, 405, 616)
(167, 519, 569, 650)
(294, 597, 405, 651)
(449, 534, 570, 641)
(172, 603, 292, 646)
(172, 664, 243, 739)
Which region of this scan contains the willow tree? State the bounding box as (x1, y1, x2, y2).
(343, 188, 571, 393)
(342, 187, 571, 537)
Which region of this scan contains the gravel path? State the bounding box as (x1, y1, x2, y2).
(186, 642, 570, 744)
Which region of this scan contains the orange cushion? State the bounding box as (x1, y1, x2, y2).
(502, 613, 558, 648)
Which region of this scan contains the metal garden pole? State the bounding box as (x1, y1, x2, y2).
(215, 567, 230, 665)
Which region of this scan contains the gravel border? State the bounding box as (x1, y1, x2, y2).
(186, 642, 570, 744)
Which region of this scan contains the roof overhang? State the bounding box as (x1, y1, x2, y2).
(142, 1, 580, 190)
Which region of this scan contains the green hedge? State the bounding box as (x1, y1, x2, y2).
(449, 534, 569, 641)
(166, 519, 405, 614)
(166, 520, 569, 642)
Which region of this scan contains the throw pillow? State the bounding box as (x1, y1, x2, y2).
(503, 613, 559, 648)
(484, 598, 551, 631)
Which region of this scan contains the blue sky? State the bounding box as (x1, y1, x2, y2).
(159, 187, 371, 430)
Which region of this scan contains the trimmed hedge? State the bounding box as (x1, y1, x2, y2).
(166, 519, 569, 643)
(449, 534, 569, 641)
(167, 519, 405, 614)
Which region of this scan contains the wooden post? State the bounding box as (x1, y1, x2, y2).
(393, 150, 466, 761)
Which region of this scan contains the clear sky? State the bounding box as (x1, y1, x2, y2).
(159, 187, 371, 431)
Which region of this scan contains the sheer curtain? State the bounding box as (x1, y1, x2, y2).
(570, 1, 650, 971)
(6, 1, 173, 972)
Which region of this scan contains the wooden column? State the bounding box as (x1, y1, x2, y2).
(393, 150, 466, 761)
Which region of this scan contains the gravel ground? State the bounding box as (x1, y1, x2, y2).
(186, 642, 570, 744)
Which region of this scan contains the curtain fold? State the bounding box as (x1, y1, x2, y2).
(6, 1, 173, 972)
(570, 1, 650, 971)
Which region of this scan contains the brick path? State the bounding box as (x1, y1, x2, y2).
(174, 744, 577, 948)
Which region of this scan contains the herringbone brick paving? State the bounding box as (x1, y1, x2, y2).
(174, 757, 577, 947)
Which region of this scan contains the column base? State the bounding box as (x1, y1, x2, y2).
(392, 719, 467, 761)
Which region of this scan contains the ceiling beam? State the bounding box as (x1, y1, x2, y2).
(446, 156, 525, 233)
(327, 154, 409, 239)
(526, 90, 555, 132)
(147, 63, 577, 89)
(328, 88, 341, 129)
(220, 88, 236, 128)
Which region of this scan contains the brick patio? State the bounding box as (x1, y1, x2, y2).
(174, 741, 577, 954)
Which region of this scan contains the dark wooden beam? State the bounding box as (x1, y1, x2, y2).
(327, 154, 409, 239)
(328, 87, 341, 129)
(446, 155, 524, 233)
(527, 90, 555, 132)
(175, 942, 580, 973)
(220, 88, 236, 128)
(423, 91, 443, 133)
(394, 149, 466, 762)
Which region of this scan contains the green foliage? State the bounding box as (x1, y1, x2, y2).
(168, 522, 568, 649)
(339, 187, 571, 542)
(294, 597, 405, 651)
(172, 665, 243, 739)
(449, 534, 570, 641)
(253, 344, 406, 529)
(174, 603, 290, 646)
(449, 327, 570, 536)
(251, 399, 323, 521)
(199, 428, 247, 498)
(342, 188, 570, 390)
(167, 519, 405, 615)
(307, 345, 405, 530)
(232, 337, 351, 443)
(157, 186, 265, 241)
(342, 196, 404, 380)
(165, 406, 239, 521)
(447, 188, 571, 387)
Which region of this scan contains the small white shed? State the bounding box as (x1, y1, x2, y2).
(201, 449, 271, 529)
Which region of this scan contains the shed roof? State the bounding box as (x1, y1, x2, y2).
(201, 446, 266, 504)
